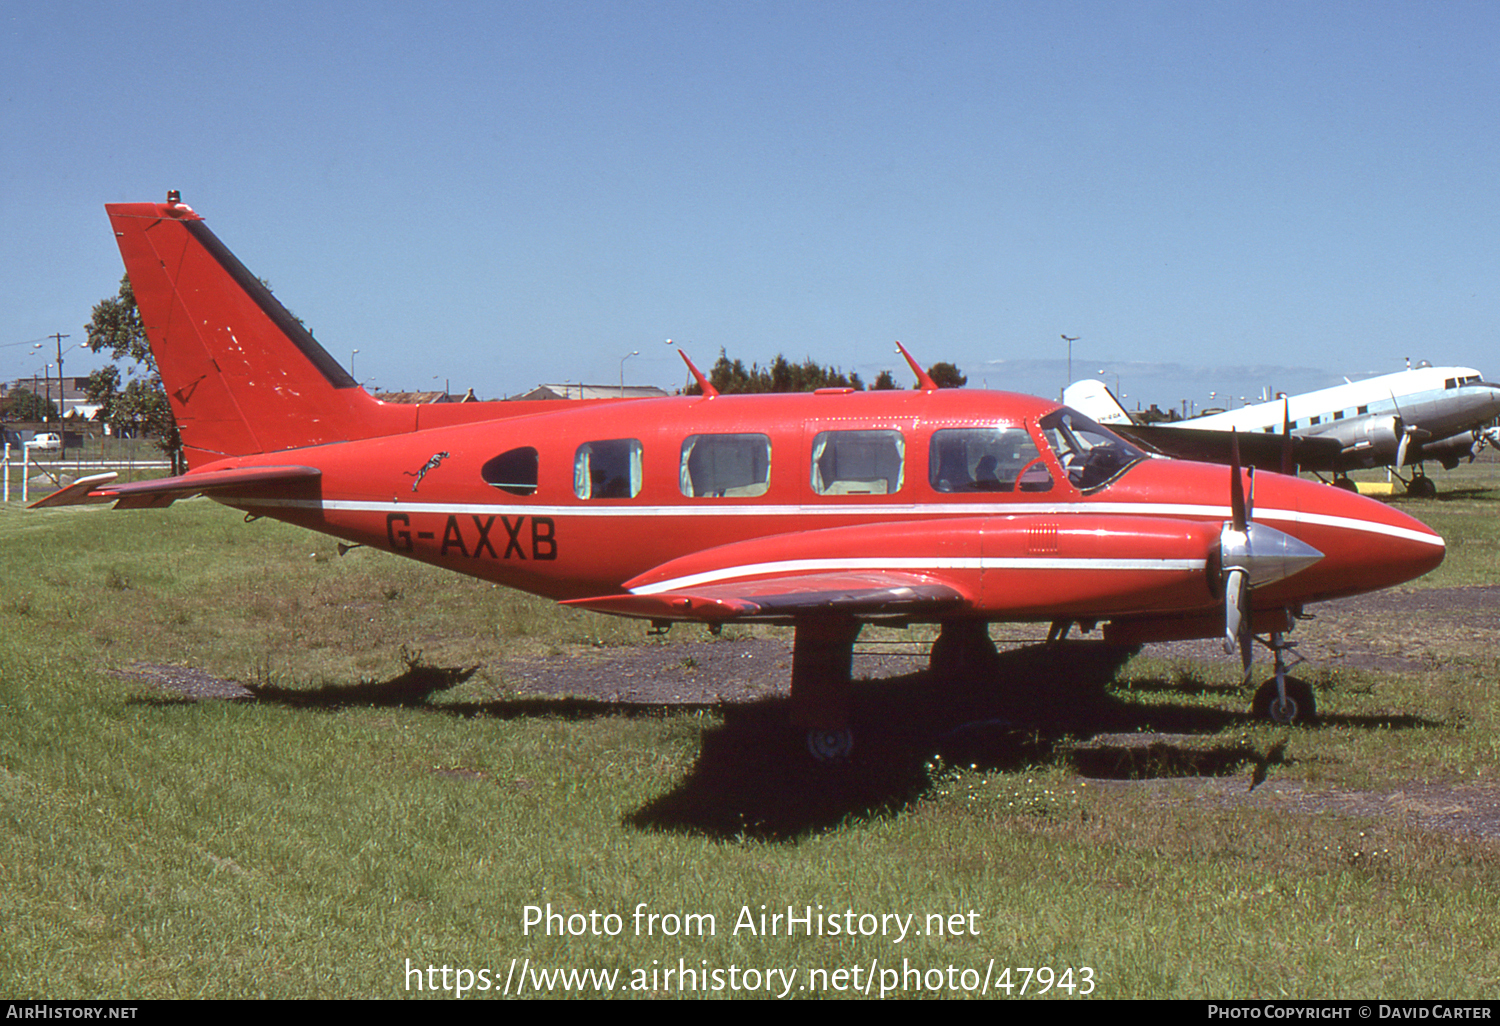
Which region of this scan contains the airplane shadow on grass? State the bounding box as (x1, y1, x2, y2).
(129, 643, 1441, 842)
(622, 643, 1436, 841)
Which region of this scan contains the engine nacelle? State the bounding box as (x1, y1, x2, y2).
(1417, 430, 1480, 470)
(1315, 415, 1400, 465)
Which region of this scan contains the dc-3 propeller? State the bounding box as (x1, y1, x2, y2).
(1218, 430, 1325, 723)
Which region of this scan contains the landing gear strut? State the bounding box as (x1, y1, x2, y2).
(1388, 466, 1438, 497)
(790, 616, 861, 761)
(928, 620, 999, 679)
(1251, 628, 1317, 725)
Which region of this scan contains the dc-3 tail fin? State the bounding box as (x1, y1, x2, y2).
(106, 195, 403, 467)
(1061, 379, 1134, 426)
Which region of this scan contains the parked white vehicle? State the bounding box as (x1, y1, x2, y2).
(23, 433, 61, 450)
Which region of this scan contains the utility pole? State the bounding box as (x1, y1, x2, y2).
(50, 333, 69, 457)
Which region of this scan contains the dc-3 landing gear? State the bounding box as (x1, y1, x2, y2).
(1404, 472, 1438, 498)
(1383, 465, 1438, 498)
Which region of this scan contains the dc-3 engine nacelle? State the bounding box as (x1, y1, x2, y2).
(1317, 414, 1401, 465)
(1418, 429, 1483, 470)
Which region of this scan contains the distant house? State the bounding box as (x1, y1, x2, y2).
(4, 376, 93, 419)
(506, 384, 671, 401)
(374, 388, 480, 404)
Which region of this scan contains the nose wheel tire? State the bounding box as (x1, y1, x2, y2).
(1252, 676, 1316, 725)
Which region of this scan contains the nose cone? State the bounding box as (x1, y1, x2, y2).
(1253, 474, 1444, 603)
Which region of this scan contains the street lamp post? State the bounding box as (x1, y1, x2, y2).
(1060, 335, 1079, 398)
(619, 350, 639, 397)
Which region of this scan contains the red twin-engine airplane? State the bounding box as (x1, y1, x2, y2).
(41, 194, 1446, 758)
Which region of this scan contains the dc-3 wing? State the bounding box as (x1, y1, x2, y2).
(29, 466, 321, 510)
(1114, 423, 1345, 473)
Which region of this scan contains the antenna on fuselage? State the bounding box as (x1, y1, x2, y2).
(894, 340, 939, 391)
(671, 342, 719, 398)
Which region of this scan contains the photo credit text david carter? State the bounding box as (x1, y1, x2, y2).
(400, 902, 1099, 997)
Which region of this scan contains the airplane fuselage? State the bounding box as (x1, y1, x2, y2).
(195, 387, 1443, 630)
(1181, 366, 1500, 469)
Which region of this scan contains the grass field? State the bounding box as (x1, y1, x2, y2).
(2, 463, 1499, 999)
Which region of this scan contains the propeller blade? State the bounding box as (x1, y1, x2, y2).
(1223, 567, 1246, 654)
(1229, 429, 1247, 532)
(1396, 426, 1412, 468)
(1225, 429, 1257, 681)
(1223, 567, 1253, 682)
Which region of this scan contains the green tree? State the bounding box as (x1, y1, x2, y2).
(687, 349, 866, 394)
(4, 387, 58, 422)
(871, 369, 900, 390)
(927, 361, 968, 388)
(85, 275, 183, 471)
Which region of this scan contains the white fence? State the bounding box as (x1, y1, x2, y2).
(2, 443, 171, 503)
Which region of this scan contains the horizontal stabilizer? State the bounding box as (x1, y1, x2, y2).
(30, 465, 320, 509)
(564, 570, 968, 623)
(27, 472, 121, 508)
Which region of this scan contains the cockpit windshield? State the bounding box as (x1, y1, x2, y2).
(1038, 407, 1147, 493)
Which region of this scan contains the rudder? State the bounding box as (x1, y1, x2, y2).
(106, 196, 406, 467)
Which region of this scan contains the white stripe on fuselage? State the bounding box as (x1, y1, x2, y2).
(628, 556, 1209, 596)
(233, 496, 1444, 548)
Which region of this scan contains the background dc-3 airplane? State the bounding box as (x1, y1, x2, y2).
(38, 194, 1446, 757)
(1065, 366, 1500, 497)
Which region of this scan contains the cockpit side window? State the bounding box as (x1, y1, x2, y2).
(1037, 408, 1147, 493)
(929, 427, 1052, 493)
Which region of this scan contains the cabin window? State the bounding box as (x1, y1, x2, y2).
(1333, 411, 1344, 420)
(481, 447, 539, 496)
(574, 439, 642, 499)
(1357, 405, 1368, 414)
(1310, 415, 1321, 425)
(929, 427, 1051, 493)
(810, 430, 904, 495)
(1446, 378, 1458, 389)
(680, 433, 771, 497)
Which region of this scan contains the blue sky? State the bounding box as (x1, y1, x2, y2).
(4, 1, 1498, 410)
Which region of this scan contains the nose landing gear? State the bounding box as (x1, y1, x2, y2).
(1251, 627, 1317, 725)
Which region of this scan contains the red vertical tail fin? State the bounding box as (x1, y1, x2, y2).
(106, 197, 410, 467)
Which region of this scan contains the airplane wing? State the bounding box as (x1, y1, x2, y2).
(564, 570, 969, 623)
(1113, 424, 1346, 473)
(29, 466, 321, 509)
